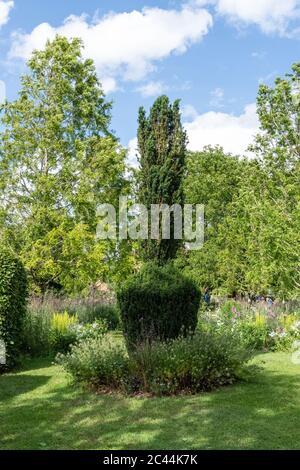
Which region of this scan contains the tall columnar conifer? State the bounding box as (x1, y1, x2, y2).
(137, 96, 187, 263)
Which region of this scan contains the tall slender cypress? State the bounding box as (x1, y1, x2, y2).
(137, 96, 187, 263)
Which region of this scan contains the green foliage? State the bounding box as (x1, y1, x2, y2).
(0, 36, 131, 294)
(23, 308, 107, 357)
(117, 263, 200, 349)
(69, 320, 108, 344)
(76, 303, 120, 330)
(238, 321, 270, 351)
(185, 147, 246, 228)
(180, 147, 248, 292)
(57, 334, 128, 389)
(215, 64, 300, 298)
(180, 64, 300, 299)
(49, 312, 79, 354)
(251, 62, 300, 171)
(219, 300, 242, 318)
(128, 331, 252, 395)
(0, 251, 28, 370)
(22, 309, 52, 357)
(28, 295, 120, 330)
(216, 161, 300, 297)
(59, 329, 252, 396)
(137, 96, 187, 263)
(199, 301, 300, 352)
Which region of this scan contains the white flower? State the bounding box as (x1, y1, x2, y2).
(292, 321, 300, 331)
(269, 331, 277, 338)
(279, 331, 287, 338)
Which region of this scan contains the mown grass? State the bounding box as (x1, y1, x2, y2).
(0, 352, 300, 450)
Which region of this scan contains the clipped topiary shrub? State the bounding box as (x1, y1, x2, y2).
(117, 263, 201, 349)
(0, 250, 28, 370)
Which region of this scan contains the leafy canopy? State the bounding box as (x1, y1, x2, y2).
(0, 36, 130, 294)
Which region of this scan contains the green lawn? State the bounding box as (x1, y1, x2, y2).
(0, 352, 300, 450)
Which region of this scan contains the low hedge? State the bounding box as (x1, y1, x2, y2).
(0, 251, 28, 370)
(58, 329, 253, 396)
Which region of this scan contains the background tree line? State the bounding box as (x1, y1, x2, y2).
(0, 37, 299, 299)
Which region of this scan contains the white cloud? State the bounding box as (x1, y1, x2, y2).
(215, 0, 300, 35)
(194, 0, 300, 36)
(209, 87, 224, 108)
(184, 103, 259, 156)
(182, 104, 198, 121)
(136, 81, 168, 97)
(0, 79, 6, 102)
(128, 104, 259, 166)
(0, 0, 13, 28)
(127, 137, 139, 168)
(101, 77, 118, 94)
(9, 4, 213, 88)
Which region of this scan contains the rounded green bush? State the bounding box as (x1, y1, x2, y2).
(117, 263, 201, 349)
(0, 250, 28, 370)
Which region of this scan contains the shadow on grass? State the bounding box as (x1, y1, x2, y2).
(1, 355, 300, 450)
(0, 374, 51, 401)
(18, 356, 55, 372)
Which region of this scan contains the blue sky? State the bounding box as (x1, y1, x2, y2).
(0, 0, 299, 158)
